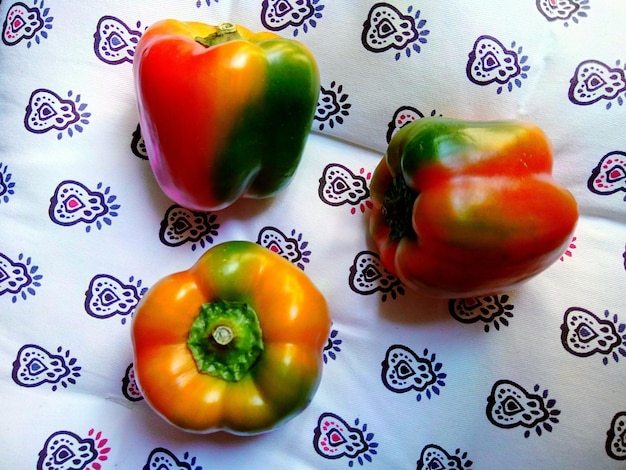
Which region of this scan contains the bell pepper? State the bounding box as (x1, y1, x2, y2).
(369, 117, 579, 298)
(133, 20, 320, 211)
(131, 241, 330, 435)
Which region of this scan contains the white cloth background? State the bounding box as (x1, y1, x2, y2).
(1, 1, 626, 469)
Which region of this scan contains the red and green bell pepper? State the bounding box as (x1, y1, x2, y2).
(369, 117, 579, 298)
(131, 241, 331, 435)
(133, 20, 320, 211)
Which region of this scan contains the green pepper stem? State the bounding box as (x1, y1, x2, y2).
(187, 299, 263, 382)
(383, 175, 419, 241)
(212, 325, 234, 346)
(195, 22, 244, 48)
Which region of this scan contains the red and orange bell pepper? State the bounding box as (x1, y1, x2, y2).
(369, 117, 579, 298)
(133, 20, 320, 211)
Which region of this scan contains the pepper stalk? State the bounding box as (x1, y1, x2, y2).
(187, 299, 264, 382)
(195, 22, 244, 48)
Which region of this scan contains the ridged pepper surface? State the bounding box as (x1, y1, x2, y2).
(134, 20, 320, 210)
(131, 241, 331, 435)
(369, 117, 579, 298)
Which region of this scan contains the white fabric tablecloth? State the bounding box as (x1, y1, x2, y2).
(2, 1, 626, 469)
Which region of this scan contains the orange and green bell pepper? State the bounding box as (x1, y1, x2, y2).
(369, 117, 579, 298)
(131, 241, 330, 435)
(133, 20, 320, 211)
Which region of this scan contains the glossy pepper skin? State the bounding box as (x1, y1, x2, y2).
(369, 117, 579, 299)
(134, 20, 320, 211)
(131, 241, 330, 435)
